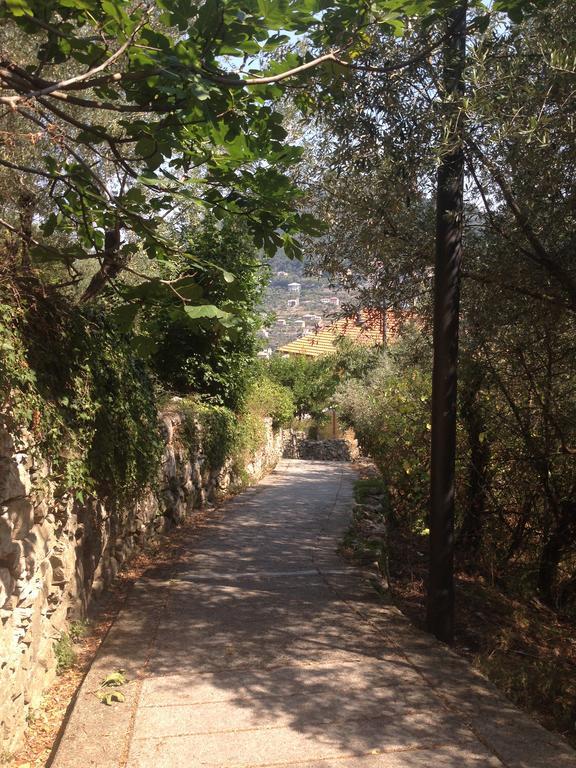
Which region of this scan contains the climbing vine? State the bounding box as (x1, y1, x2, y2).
(0, 268, 162, 501)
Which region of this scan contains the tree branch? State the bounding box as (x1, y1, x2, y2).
(467, 136, 576, 310)
(1, 23, 143, 107)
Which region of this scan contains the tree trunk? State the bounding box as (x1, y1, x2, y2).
(426, 3, 467, 644)
(459, 377, 490, 563)
(537, 500, 576, 605)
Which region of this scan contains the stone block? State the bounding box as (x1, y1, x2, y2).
(50, 545, 74, 586)
(0, 567, 14, 608)
(0, 428, 14, 459)
(33, 498, 49, 524)
(0, 457, 31, 502)
(5, 498, 34, 539)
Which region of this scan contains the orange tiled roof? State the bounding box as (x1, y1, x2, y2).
(277, 310, 404, 358)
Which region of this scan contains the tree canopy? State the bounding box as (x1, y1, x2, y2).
(1, 0, 543, 313)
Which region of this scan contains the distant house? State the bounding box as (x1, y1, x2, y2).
(277, 310, 405, 358)
(287, 298, 299, 308)
(287, 282, 301, 293)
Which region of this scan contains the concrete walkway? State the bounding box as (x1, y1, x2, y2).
(52, 460, 575, 768)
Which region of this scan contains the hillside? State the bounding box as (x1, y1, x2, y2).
(259, 252, 350, 352)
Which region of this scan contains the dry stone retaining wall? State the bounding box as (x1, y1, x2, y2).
(283, 433, 359, 462)
(0, 407, 283, 754)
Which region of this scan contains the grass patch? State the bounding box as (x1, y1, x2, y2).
(340, 479, 389, 576)
(353, 477, 387, 504)
(69, 619, 90, 641)
(54, 634, 76, 674)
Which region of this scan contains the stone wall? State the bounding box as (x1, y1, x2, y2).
(0, 406, 284, 754)
(283, 432, 360, 462)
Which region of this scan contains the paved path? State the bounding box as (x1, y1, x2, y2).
(52, 460, 575, 768)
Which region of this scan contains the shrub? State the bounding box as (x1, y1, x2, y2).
(335, 352, 431, 531)
(266, 354, 335, 420)
(244, 376, 295, 429)
(179, 399, 240, 469)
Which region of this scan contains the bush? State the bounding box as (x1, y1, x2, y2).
(179, 399, 240, 469)
(244, 376, 295, 429)
(179, 374, 293, 471)
(335, 350, 431, 531)
(267, 343, 382, 421)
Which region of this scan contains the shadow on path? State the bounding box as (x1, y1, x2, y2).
(51, 460, 576, 768)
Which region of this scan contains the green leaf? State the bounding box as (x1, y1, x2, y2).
(101, 670, 127, 687)
(100, 690, 125, 705)
(132, 335, 158, 357)
(101, 0, 128, 25)
(183, 304, 233, 320)
(5, 0, 33, 17)
(59, 0, 94, 8)
(171, 277, 203, 300)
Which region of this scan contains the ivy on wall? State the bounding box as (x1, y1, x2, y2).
(0, 275, 162, 502)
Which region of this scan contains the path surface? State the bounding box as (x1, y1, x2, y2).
(52, 460, 575, 768)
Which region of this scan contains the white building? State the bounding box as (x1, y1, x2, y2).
(287, 282, 301, 294)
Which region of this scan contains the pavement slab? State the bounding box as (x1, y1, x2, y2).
(51, 459, 576, 768)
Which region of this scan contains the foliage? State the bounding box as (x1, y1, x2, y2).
(354, 478, 387, 505)
(151, 215, 268, 410)
(266, 342, 380, 420)
(0, 265, 162, 501)
(335, 340, 432, 532)
(54, 633, 76, 674)
(179, 399, 240, 469)
(0, 0, 539, 323)
(341, 479, 390, 575)
(475, 618, 576, 743)
(178, 372, 291, 476)
(69, 619, 90, 641)
(267, 355, 324, 419)
(95, 670, 127, 705)
(244, 377, 295, 430)
(293, 0, 575, 609)
(0, 0, 327, 276)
